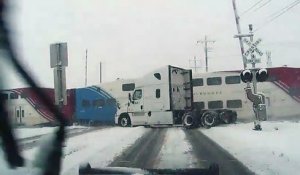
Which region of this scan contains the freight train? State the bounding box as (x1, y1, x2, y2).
(1, 86, 117, 126)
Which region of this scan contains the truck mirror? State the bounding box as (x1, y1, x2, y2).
(128, 93, 131, 101)
(128, 93, 133, 103)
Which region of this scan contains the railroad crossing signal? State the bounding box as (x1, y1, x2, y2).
(243, 38, 263, 57)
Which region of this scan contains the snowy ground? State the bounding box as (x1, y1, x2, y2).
(201, 121, 300, 175)
(25, 126, 148, 175)
(155, 127, 198, 169)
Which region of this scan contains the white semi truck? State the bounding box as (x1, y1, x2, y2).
(115, 65, 236, 128)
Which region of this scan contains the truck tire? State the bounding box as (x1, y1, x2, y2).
(231, 111, 237, 123)
(219, 111, 230, 124)
(118, 116, 131, 127)
(201, 111, 218, 128)
(183, 113, 193, 128)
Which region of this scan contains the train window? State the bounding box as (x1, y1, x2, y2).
(289, 87, 300, 96)
(227, 100, 242, 108)
(192, 78, 203, 87)
(122, 83, 135, 91)
(267, 75, 278, 82)
(207, 77, 222, 86)
(225, 76, 241, 84)
(193, 102, 205, 109)
(154, 73, 161, 80)
(208, 100, 223, 109)
(82, 100, 90, 108)
(0, 93, 8, 100)
(133, 89, 142, 100)
(106, 98, 116, 105)
(10, 93, 18, 99)
(156, 89, 160, 98)
(20, 93, 27, 98)
(93, 99, 105, 107)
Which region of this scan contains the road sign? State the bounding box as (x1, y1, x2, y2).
(243, 38, 263, 57)
(246, 58, 261, 64)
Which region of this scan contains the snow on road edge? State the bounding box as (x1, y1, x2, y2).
(201, 121, 300, 175)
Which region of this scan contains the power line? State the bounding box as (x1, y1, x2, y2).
(255, 0, 300, 31)
(253, 0, 272, 12)
(267, 0, 300, 19)
(240, 0, 265, 16)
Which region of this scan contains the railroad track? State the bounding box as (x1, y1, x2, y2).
(18, 126, 110, 150)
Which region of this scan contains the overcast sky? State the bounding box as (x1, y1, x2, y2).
(4, 0, 300, 89)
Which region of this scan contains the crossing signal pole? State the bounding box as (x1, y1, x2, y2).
(197, 35, 215, 72)
(85, 49, 88, 87)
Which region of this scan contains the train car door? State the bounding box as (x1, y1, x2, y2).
(15, 106, 25, 125)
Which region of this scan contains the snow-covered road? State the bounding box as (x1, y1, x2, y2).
(1, 121, 299, 175)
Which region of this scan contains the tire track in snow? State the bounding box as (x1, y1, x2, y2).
(109, 128, 167, 169)
(185, 129, 254, 175)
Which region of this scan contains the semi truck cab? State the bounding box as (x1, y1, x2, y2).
(116, 65, 192, 127)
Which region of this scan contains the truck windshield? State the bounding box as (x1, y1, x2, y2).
(1, 1, 299, 175)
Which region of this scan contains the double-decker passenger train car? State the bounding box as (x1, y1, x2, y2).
(1, 86, 117, 126)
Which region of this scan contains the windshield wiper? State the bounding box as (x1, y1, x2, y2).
(0, 0, 66, 174)
(79, 163, 219, 175)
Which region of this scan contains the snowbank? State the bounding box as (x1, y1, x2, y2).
(201, 121, 300, 175)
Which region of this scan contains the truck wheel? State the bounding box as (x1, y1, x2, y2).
(183, 113, 193, 128)
(219, 111, 230, 124)
(231, 111, 237, 123)
(119, 116, 131, 127)
(201, 111, 218, 128)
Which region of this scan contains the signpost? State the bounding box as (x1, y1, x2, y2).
(234, 24, 267, 130)
(50, 43, 68, 107)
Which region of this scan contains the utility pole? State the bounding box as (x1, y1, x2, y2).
(85, 49, 88, 87)
(266, 51, 272, 68)
(99, 62, 102, 83)
(189, 56, 201, 73)
(232, 0, 247, 69)
(197, 35, 215, 72)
